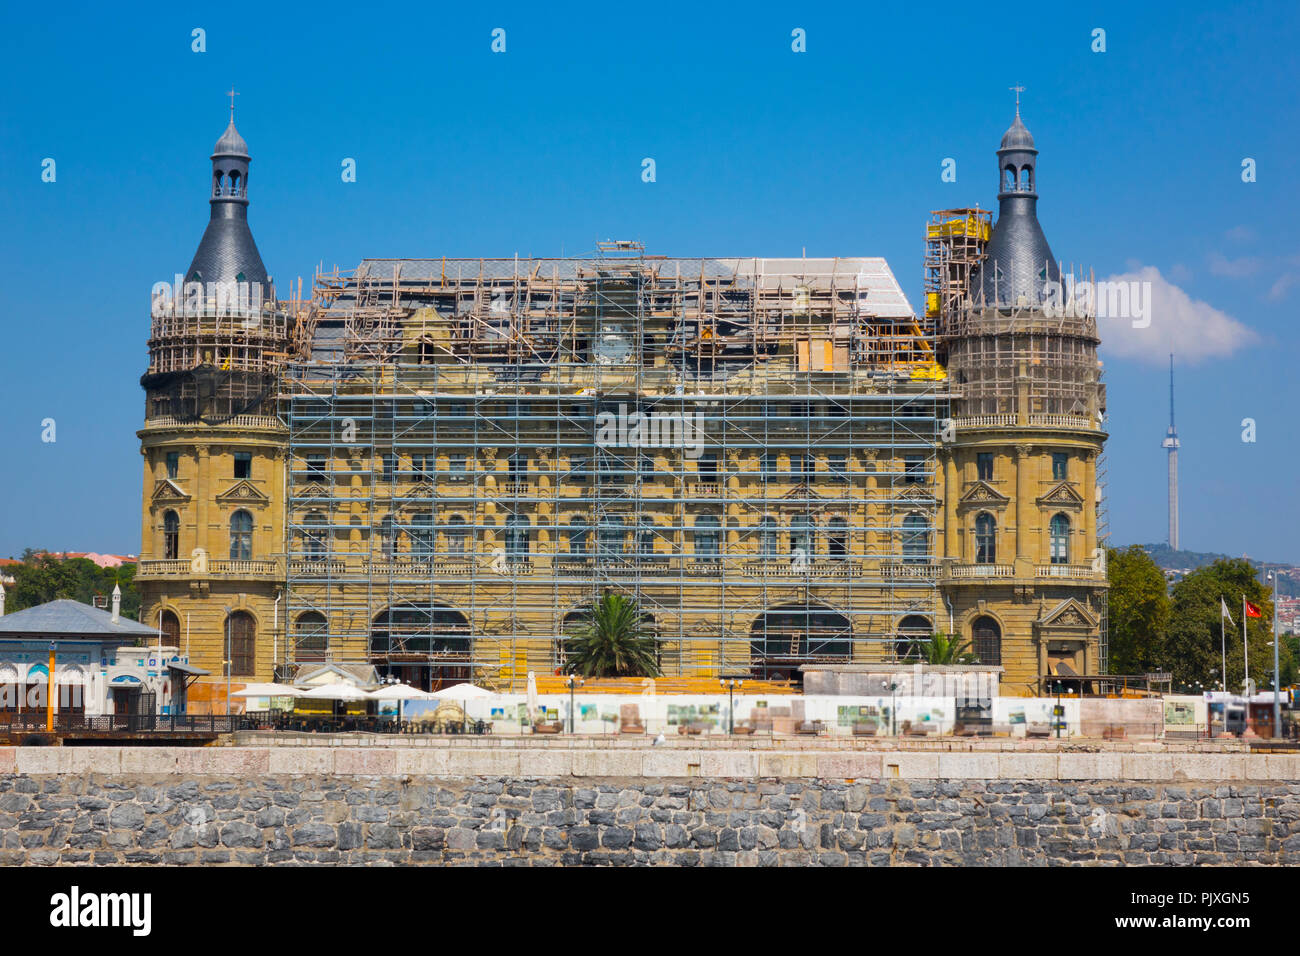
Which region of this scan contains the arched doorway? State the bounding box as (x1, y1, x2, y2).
(295, 611, 329, 663)
(371, 604, 471, 691)
(159, 610, 181, 648)
(749, 604, 852, 683)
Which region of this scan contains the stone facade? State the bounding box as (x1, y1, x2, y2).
(2, 748, 1297, 866)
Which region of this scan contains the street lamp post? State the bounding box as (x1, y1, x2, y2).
(890, 682, 898, 736)
(1269, 571, 1281, 739)
(223, 606, 232, 716)
(566, 675, 584, 733)
(1054, 681, 1063, 739)
(720, 677, 742, 733)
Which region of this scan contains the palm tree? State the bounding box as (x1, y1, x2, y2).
(925, 631, 976, 665)
(562, 591, 661, 678)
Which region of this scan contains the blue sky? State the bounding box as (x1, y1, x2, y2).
(1, 0, 1297, 561)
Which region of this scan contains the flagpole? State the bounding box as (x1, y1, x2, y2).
(1221, 608, 1227, 696)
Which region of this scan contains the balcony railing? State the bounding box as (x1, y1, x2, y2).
(880, 562, 941, 579)
(142, 414, 284, 431)
(139, 559, 278, 577)
(1036, 563, 1098, 579)
(948, 563, 1014, 579)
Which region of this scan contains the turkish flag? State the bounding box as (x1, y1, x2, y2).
(1245, 601, 1263, 618)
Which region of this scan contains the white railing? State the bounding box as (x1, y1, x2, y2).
(880, 562, 941, 579)
(948, 563, 1013, 579)
(1029, 414, 1096, 429)
(137, 560, 190, 576)
(952, 415, 1016, 428)
(143, 414, 283, 430)
(211, 560, 279, 576)
(1036, 563, 1097, 579)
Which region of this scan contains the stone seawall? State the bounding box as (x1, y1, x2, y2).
(2, 747, 1298, 866)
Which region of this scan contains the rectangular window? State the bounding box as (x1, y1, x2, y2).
(826, 454, 846, 479)
(165, 452, 180, 480)
(306, 455, 326, 478)
(904, 456, 925, 484)
(233, 452, 252, 480)
(447, 453, 467, 475)
(1052, 452, 1068, 481)
(977, 453, 993, 482)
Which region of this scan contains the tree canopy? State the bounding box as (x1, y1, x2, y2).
(2, 553, 140, 621)
(1106, 545, 1170, 675)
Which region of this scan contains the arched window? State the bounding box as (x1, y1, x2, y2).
(226, 611, 256, 677)
(974, 512, 996, 564)
(229, 510, 253, 561)
(213, 171, 223, 196)
(568, 517, 589, 556)
(1004, 166, 1016, 189)
(790, 514, 814, 561)
(693, 514, 721, 560)
(971, 615, 1002, 665)
(379, 515, 398, 559)
(410, 511, 434, 559)
(160, 610, 181, 647)
(598, 515, 625, 556)
(759, 516, 778, 558)
(1050, 513, 1070, 564)
(505, 514, 531, 558)
(637, 523, 656, 558)
(1019, 166, 1032, 190)
(445, 514, 468, 556)
(896, 614, 932, 661)
(902, 512, 929, 564)
(305, 510, 326, 561)
(229, 170, 241, 195)
(163, 510, 180, 560)
(295, 612, 328, 662)
(827, 517, 848, 560)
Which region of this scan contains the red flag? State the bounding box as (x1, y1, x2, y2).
(1245, 601, 1262, 618)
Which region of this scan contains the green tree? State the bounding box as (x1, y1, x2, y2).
(924, 631, 975, 665)
(562, 591, 661, 678)
(4, 553, 140, 620)
(1106, 545, 1171, 674)
(1165, 558, 1290, 691)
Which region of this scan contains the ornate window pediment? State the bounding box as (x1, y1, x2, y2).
(151, 478, 189, 505)
(1036, 597, 1098, 630)
(957, 479, 1009, 510)
(215, 480, 270, 507)
(1037, 480, 1084, 509)
(296, 481, 330, 500)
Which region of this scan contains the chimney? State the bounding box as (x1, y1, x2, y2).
(111, 583, 121, 624)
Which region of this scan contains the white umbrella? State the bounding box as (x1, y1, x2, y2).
(297, 681, 369, 702)
(368, 684, 436, 700)
(526, 671, 539, 726)
(232, 683, 304, 698)
(429, 682, 495, 699)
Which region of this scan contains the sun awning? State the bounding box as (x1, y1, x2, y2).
(167, 661, 211, 677)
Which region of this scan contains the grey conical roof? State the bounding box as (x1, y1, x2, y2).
(213, 119, 249, 157)
(185, 118, 269, 286)
(0, 599, 160, 638)
(1000, 112, 1035, 149)
(975, 112, 1058, 307)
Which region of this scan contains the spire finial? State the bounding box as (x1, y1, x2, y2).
(1010, 84, 1025, 117)
(227, 85, 239, 122)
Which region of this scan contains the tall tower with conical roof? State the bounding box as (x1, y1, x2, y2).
(934, 102, 1110, 694)
(136, 108, 293, 700)
(1162, 354, 1180, 550)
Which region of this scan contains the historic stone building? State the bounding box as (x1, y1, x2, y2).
(136, 107, 1107, 697)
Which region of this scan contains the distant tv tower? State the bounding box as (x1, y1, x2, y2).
(1161, 354, 1180, 550)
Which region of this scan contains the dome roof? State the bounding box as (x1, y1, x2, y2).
(999, 112, 1035, 150)
(212, 119, 249, 157)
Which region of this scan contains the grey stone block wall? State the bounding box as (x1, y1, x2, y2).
(3, 774, 1298, 866)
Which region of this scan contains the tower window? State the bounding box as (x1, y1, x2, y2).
(1050, 513, 1070, 564)
(165, 452, 180, 480)
(974, 512, 997, 564)
(977, 452, 993, 482)
(229, 510, 253, 561)
(1052, 453, 1068, 481)
(233, 453, 252, 480)
(903, 455, 925, 484)
(163, 510, 180, 561)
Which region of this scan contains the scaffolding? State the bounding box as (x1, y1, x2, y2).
(281, 247, 948, 692)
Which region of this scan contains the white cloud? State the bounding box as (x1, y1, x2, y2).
(1097, 266, 1259, 366)
(1207, 252, 1261, 277)
(1224, 225, 1256, 243)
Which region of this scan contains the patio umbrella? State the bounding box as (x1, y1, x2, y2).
(296, 682, 369, 701)
(429, 682, 495, 699)
(430, 682, 495, 732)
(368, 684, 436, 700)
(232, 683, 304, 698)
(526, 671, 539, 726)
